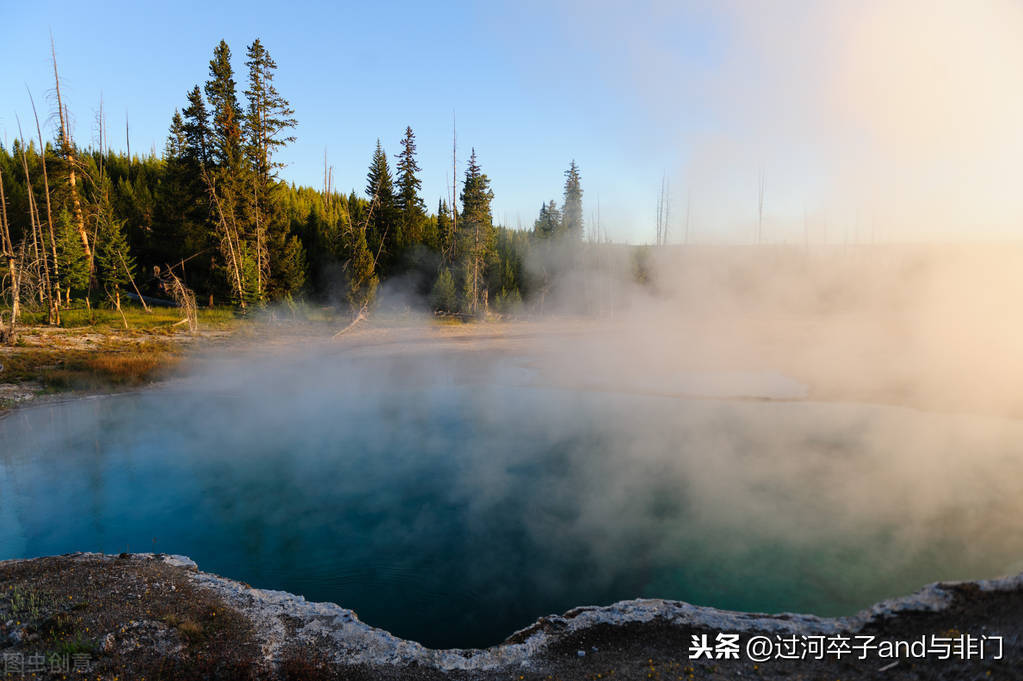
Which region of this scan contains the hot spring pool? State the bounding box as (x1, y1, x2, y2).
(2, 354, 1022, 648)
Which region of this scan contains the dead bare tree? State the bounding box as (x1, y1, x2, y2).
(51, 35, 92, 269)
(656, 177, 662, 246)
(95, 94, 107, 156)
(655, 172, 670, 246)
(451, 111, 457, 240)
(323, 148, 331, 199)
(29, 90, 60, 316)
(333, 178, 385, 339)
(0, 166, 18, 343)
(199, 166, 247, 308)
(663, 175, 671, 245)
(16, 119, 57, 324)
(253, 184, 267, 301)
(117, 250, 150, 313)
(757, 168, 766, 244)
(684, 189, 692, 245)
(159, 265, 198, 334)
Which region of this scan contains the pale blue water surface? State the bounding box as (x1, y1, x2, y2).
(2, 354, 1021, 648)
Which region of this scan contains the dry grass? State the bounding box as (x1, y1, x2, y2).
(164, 613, 205, 643)
(0, 305, 243, 403)
(86, 352, 178, 384)
(2, 346, 180, 392)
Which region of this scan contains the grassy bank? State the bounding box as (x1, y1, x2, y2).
(0, 305, 242, 408)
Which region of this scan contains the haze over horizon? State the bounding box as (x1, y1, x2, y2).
(4, 0, 1022, 244)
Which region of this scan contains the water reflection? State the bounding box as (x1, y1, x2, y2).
(2, 374, 1022, 648)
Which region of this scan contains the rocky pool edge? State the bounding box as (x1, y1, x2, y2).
(3, 551, 1019, 675)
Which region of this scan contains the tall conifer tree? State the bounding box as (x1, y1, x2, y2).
(533, 200, 562, 238)
(204, 40, 256, 304)
(205, 41, 244, 173)
(181, 87, 211, 166)
(244, 39, 297, 295)
(395, 126, 425, 248)
(364, 140, 396, 270)
(561, 160, 583, 240)
(458, 148, 494, 314)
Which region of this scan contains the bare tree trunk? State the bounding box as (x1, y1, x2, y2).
(757, 169, 765, 245)
(118, 250, 150, 312)
(99, 96, 106, 154)
(30, 91, 60, 310)
(35, 199, 58, 323)
(113, 288, 128, 329)
(254, 185, 264, 301)
(161, 266, 197, 334)
(684, 189, 691, 245)
(473, 223, 481, 315)
(8, 255, 20, 337)
(31, 183, 52, 313)
(0, 167, 18, 339)
(662, 175, 670, 245)
(17, 125, 56, 324)
(52, 36, 92, 265)
(656, 175, 663, 246)
(332, 304, 366, 338)
(333, 178, 384, 337)
(200, 167, 246, 307)
(451, 112, 457, 250)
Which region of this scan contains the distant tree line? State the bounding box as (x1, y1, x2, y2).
(0, 38, 595, 334)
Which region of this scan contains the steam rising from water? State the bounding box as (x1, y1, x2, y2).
(501, 0, 1023, 241)
(1, 0, 1020, 652)
(4, 247, 1023, 649)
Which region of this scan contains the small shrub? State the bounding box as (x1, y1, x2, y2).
(176, 617, 204, 643)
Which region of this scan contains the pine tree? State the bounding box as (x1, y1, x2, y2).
(533, 200, 562, 238)
(458, 148, 495, 315)
(244, 39, 297, 297)
(365, 139, 394, 204)
(420, 213, 439, 252)
(430, 267, 457, 312)
(493, 227, 525, 313)
(561, 160, 583, 240)
(94, 204, 136, 311)
(205, 41, 245, 172)
(181, 87, 211, 166)
(243, 39, 296, 189)
(57, 205, 91, 304)
(395, 126, 425, 248)
(276, 234, 307, 295)
(364, 140, 396, 270)
(165, 111, 187, 160)
(204, 40, 255, 304)
(162, 99, 218, 300)
(345, 223, 378, 312)
(436, 198, 455, 262)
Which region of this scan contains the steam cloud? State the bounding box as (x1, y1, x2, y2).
(496, 0, 1023, 241)
(5, 242, 1023, 649)
(4, 0, 1023, 648)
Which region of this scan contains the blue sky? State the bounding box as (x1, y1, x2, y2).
(5, 1, 1023, 243)
(1, 0, 726, 243)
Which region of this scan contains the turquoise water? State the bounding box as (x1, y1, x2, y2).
(2, 363, 1022, 648)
